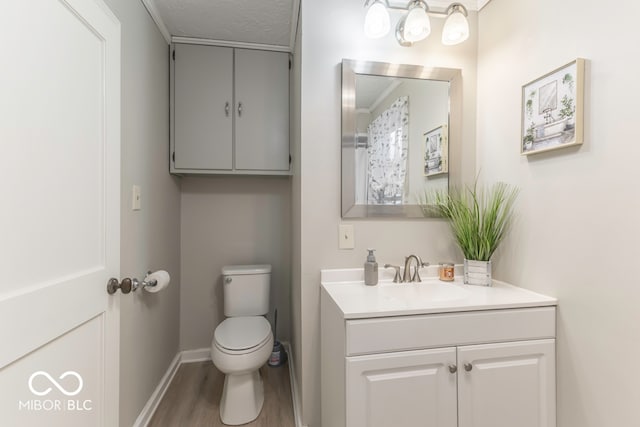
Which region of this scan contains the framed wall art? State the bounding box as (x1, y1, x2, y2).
(521, 58, 585, 155)
(423, 124, 448, 176)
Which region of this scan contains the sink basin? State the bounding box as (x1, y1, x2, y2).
(377, 280, 468, 303)
(321, 268, 558, 319)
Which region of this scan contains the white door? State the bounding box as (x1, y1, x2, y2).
(346, 348, 458, 427)
(458, 339, 556, 427)
(0, 0, 121, 426)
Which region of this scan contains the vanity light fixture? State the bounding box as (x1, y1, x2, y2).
(441, 3, 469, 45)
(363, 0, 391, 39)
(364, 0, 470, 46)
(399, 1, 431, 43)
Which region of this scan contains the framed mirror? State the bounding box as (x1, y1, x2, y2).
(341, 59, 462, 218)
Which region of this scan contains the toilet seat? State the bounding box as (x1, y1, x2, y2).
(214, 316, 272, 354)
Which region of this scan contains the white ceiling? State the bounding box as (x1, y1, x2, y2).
(146, 0, 298, 50)
(356, 75, 399, 111)
(142, 0, 488, 51)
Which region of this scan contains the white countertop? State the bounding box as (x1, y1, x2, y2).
(321, 268, 557, 319)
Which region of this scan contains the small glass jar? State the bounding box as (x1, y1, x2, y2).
(439, 263, 455, 282)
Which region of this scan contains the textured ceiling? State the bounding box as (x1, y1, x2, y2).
(147, 0, 485, 48)
(153, 0, 295, 47)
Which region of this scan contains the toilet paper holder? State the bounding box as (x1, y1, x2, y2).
(107, 271, 158, 294)
(133, 271, 158, 292)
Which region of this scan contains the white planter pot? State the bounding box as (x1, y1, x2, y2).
(464, 259, 492, 286)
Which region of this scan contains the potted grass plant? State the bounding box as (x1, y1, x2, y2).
(421, 181, 519, 286)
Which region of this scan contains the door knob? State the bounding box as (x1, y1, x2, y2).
(107, 273, 161, 294)
(107, 278, 132, 294)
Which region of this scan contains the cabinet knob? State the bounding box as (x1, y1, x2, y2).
(238, 102, 243, 117)
(464, 363, 473, 372)
(448, 364, 457, 374)
(225, 101, 230, 117)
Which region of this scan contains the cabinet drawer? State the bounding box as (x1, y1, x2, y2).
(346, 307, 555, 356)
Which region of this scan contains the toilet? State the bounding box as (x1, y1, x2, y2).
(211, 264, 274, 425)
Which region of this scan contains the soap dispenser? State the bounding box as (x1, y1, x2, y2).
(364, 249, 378, 286)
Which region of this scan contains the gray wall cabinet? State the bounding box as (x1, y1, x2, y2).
(171, 44, 290, 175)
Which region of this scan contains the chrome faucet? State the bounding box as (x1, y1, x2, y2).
(403, 255, 428, 283)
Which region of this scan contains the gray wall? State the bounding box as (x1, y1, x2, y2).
(103, 0, 182, 426)
(105, 1, 293, 424)
(477, 0, 640, 426)
(291, 13, 303, 406)
(180, 176, 291, 351)
(296, 1, 479, 425)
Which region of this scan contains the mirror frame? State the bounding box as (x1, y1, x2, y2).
(341, 59, 462, 218)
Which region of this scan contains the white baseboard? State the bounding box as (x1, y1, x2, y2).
(282, 342, 304, 427)
(132, 352, 181, 427)
(134, 342, 304, 427)
(180, 347, 211, 363)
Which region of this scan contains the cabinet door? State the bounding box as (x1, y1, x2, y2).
(346, 348, 457, 427)
(458, 339, 556, 427)
(234, 49, 289, 171)
(174, 44, 233, 170)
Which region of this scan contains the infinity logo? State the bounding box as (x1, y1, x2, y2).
(28, 371, 84, 397)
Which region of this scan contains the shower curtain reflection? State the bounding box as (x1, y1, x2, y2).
(355, 143, 368, 204)
(365, 96, 409, 205)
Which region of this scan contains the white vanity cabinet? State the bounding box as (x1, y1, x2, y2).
(170, 44, 290, 174)
(457, 339, 555, 427)
(321, 277, 557, 427)
(346, 347, 458, 427)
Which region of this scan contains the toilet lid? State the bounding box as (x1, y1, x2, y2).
(215, 316, 272, 351)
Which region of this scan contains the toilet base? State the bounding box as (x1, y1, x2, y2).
(219, 370, 264, 425)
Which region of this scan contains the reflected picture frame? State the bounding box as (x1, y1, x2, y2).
(521, 58, 585, 155)
(423, 124, 448, 176)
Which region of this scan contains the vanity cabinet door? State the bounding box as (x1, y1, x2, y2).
(457, 339, 556, 427)
(346, 347, 457, 427)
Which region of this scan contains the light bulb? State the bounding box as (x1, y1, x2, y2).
(403, 2, 430, 42)
(364, 1, 390, 39)
(442, 9, 469, 45)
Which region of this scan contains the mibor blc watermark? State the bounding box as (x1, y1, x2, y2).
(18, 371, 93, 412)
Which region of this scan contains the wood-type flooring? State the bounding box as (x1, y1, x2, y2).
(148, 361, 295, 427)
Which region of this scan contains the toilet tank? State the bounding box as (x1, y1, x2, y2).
(222, 264, 271, 317)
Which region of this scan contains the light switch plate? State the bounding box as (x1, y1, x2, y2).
(132, 185, 141, 211)
(339, 224, 355, 249)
